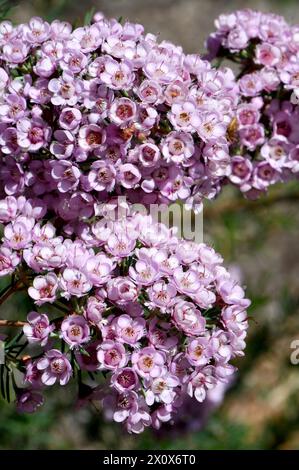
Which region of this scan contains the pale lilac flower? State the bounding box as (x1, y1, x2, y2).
(2, 40, 29, 63)
(186, 337, 212, 367)
(109, 97, 137, 125)
(59, 107, 82, 130)
(113, 315, 146, 346)
(61, 315, 90, 348)
(50, 160, 80, 193)
(132, 347, 165, 379)
(173, 267, 202, 295)
(145, 374, 179, 406)
(50, 130, 75, 160)
(78, 124, 106, 151)
(97, 340, 127, 370)
(111, 367, 139, 392)
(84, 253, 115, 286)
(146, 281, 177, 312)
(4, 218, 33, 249)
(60, 268, 92, 299)
(23, 17, 50, 43)
(86, 161, 116, 192)
(37, 349, 72, 386)
(100, 57, 135, 90)
(28, 273, 58, 305)
(107, 277, 138, 305)
(172, 300, 206, 336)
(187, 366, 216, 402)
(84, 296, 106, 325)
(23, 311, 54, 347)
(0, 245, 20, 276)
(17, 118, 51, 151)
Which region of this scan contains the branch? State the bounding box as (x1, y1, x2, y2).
(0, 281, 25, 307)
(0, 320, 26, 327)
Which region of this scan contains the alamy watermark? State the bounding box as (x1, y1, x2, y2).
(290, 89, 299, 105)
(94, 196, 204, 243)
(290, 339, 299, 365)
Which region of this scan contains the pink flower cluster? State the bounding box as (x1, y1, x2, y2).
(0, 13, 239, 211)
(0, 199, 250, 433)
(207, 9, 299, 198)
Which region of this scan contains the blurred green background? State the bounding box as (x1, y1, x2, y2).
(1, 0, 299, 450)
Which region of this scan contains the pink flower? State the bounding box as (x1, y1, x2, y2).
(23, 311, 54, 347)
(50, 130, 75, 160)
(37, 349, 72, 386)
(50, 160, 80, 193)
(107, 277, 138, 305)
(129, 257, 160, 285)
(78, 124, 106, 151)
(2, 40, 29, 63)
(86, 161, 116, 192)
(173, 267, 202, 295)
(84, 296, 106, 325)
(138, 143, 160, 168)
(186, 337, 211, 367)
(23, 17, 50, 43)
(172, 300, 206, 336)
(100, 57, 135, 90)
(59, 268, 92, 299)
(168, 101, 197, 132)
(48, 72, 78, 106)
(239, 124, 265, 151)
(109, 97, 137, 125)
(97, 340, 127, 370)
(217, 278, 250, 307)
(196, 112, 227, 142)
(59, 107, 82, 130)
(118, 163, 141, 189)
(4, 217, 33, 249)
(111, 367, 139, 392)
(162, 132, 194, 164)
(146, 281, 177, 312)
(229, 156, 253, 185)
(28, 273, 58, 305)
(0, 245, 20, 276)
(187, 366, 216, 402)
(84, 253, 115, 286)
(113, 314, 146, 346)
(132, 347, 165, 378)
(61, 315, 90, 348)
(145, 374, 179, 406)
(0, 94, 27, 123)
(106, 232, 136, 257)
(255, 43, 281, 67)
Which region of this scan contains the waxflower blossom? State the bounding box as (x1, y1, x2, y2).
(0, 203, 250, 433)
(23, 311, 54, 347)
(36, 349, 72, 386)
(0, 11, 254, 435)
(207, 9, 299, 198)
(61, 315, 91, 348)
(0, 12, 241, 212)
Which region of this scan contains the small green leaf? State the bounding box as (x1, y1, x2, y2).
(84, 7, 95, 26)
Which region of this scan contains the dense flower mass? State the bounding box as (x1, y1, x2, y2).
(0, 13, 239, 212)
(206, 9, 299, 198)
(0, 199, 250, 433)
